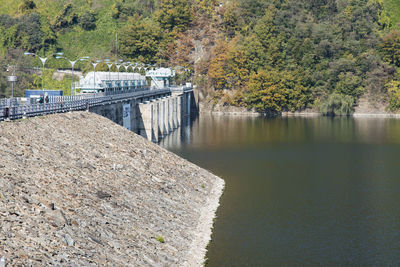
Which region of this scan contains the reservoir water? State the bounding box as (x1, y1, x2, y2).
(160, 115, 400, 266)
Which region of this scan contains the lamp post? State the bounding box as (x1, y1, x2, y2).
(80, 58, 102, 91)
(24, 51, 63, 92)
(115, 63, 122, 90)
(123, 62, 131, 88)
(92, 62, 99, 91)
(124, 65, 128, 89)
(78, 56, 92, 92)
(106, 63, 113, 79)
(55, 56, 85, 95)
(104, 59, 113, 81)
(129, 64, 135, 89)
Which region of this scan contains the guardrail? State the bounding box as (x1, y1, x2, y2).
(0, 88, 171, 121)
(0, 98, 20, 108)
(169, 85, 193, 93)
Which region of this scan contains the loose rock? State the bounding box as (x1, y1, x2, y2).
(0, 112, 224, 266)
(64, 234, 74, 246)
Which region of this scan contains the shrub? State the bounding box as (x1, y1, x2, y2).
(18, 0, 36, 14)
(79, 11, 96, 31)
(320, 93, 354, 116)
(386, 80, 400, 111)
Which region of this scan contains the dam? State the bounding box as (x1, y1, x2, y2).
(0, 67, 197, 142)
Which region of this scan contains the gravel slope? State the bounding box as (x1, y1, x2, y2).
(0, 112, 224, 266)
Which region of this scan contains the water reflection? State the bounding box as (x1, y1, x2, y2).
(160, 115, 400, 266)
(162, 116, 400, 149)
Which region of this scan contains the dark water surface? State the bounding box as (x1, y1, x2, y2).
(160, 115, 400, 266)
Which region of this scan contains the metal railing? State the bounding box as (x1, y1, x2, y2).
(0, 88, 171, 121)
(169, 85, 193, 93)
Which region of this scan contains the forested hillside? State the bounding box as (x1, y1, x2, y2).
(1, 0, 400, 115)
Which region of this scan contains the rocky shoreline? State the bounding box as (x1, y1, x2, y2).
(199, 103, 400, 118)
(199, 96, 400, 118)
(0, 112, 224, 266)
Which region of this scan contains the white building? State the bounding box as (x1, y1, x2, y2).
(77, 71, 148, 93)
(146, 68, 175, 89)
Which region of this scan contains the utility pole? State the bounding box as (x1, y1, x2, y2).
(115, 33, 118, 57)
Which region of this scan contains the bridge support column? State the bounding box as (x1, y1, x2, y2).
(177, 95, 182, 127)
(152, 101, 159, 143)
(181, 93, 186, 119)
(168, 97, 174, 130)
(172, 97, 178, 129)
(163, 99, 168, 136)
(131, 100, 139, 134)
(159, 100, 165, 137)
(187, 93, 191, 117)
(163, 98, 169, 135)
(138, 102, 153, 141)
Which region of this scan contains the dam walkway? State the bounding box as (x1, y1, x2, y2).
(0, 85, 195, 142)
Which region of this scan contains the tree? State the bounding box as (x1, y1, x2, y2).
(79, 11, 96, 31)
(18, 13, 44, 52)
(155, 0, 192, 34)
(119, 17, 164, 63)
(222, 2, 242, 38)
(194, 0, 218, 17)
(169, 33, 194, 67)
(242, 34, 268, 72)
(0, 49, 34, 98)
(112, 0, 156, 20)
(0, 58, 7, 98)
(320, 93, 354, 116)
(386, 79, 400, 111)
(238, 0, 270, 24)
(380, 30, 400, 67)
(334, 72, 364, 97)
(253, 6, 277, 49)
(244, 69, 310, 113)
(53, 4, 79, 30)
(208, 40, 232, 90)
(18, 0, 36, 14)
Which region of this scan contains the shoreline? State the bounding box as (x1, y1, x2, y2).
(184, 176, 225, 266)
(352, 113, 400, 118)
(199, 110, 261, 117)
(200, 110, 400, 118)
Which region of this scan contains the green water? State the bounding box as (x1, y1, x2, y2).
(160, 115, 400, 266)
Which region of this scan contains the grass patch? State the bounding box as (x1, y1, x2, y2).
(0, 0, 22, 15)
(155, 236, 165, 243)
(384, 0, 400, 28)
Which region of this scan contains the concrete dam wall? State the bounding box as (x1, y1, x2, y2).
(89, 90, 195, 142)
(0, 111, 223, 266)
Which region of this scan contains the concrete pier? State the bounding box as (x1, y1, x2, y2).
(138, 102, 153, 141)
(89, 89, 193, 142)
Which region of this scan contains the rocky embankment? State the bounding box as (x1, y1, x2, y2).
(199, 98, 260, 116)
(0, 112, 224, 266)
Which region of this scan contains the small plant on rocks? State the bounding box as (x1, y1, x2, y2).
(156, 236, 165, 243)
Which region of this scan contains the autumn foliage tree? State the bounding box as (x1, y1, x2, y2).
(244, 69, 310, 113)
(155, 0, 192, 35)
(380, 30, 400, 67)
(169, 33, 194, 67)
(208, 40, 232, 90)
